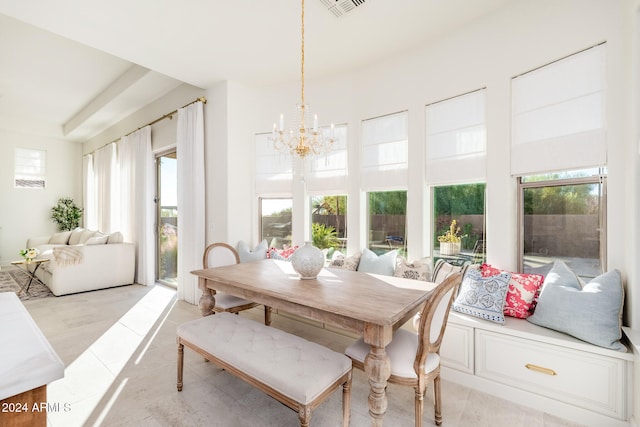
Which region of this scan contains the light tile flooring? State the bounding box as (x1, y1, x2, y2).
(20, 283, 583, 427)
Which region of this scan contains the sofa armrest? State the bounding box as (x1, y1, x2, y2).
(26, 235, 51, 248)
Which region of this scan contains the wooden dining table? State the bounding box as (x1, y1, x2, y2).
(192, 259, 438, 426)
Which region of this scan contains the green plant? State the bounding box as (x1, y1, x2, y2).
(50, 197, 83, 231)
(311, 223, 339, 249)
(437, 219, 463, 243)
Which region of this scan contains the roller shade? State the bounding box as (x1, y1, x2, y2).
(255, 133, 293, 195)
(305, 124, 348, 194)
(361, 111, 408, 190)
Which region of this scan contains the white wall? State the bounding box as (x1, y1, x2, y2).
(0, 130, 81, 267)
(234, 0, 637, 325)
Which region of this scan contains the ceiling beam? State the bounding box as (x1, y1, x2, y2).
(63, 64, 150, 136)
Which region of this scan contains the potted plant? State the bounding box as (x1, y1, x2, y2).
(50, 197, 83, 231)
(438, 219, 463, 255)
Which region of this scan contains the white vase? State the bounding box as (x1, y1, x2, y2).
(290, 242, 324, 279)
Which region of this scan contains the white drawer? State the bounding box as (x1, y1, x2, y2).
(475, 329, 629, 420)
(440, 323, 473, 374)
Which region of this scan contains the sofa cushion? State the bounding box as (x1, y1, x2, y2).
(431, 259, 473, 284)
(452, 268, 510, 324)
(78, 229, 96, 244)
(527, 261, 625, 351)
(267, 246, 298, 261)
(237, 240, 268, 263)
(49, 231, 72, 245)
(68, 228, 85, 245)
(357, 248, 397, 276)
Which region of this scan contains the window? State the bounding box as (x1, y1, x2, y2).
(518, 168, 606, 280)
(15, 148, 46, 189)
(310, 195, 347, 255)
(433, 184, 486, 264)
(368, 191, 406, 256)
(260, 198, 292, 248)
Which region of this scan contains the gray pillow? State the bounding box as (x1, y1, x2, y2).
(357, 248, 397, 276)
(451, 268, 510, 324)
(237, 240, 268, 263)
(527, 261, 625, 351)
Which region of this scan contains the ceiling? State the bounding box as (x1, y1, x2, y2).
(0, 0, 515, 143)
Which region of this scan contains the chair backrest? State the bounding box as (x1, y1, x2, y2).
(203, 242, 240, 268)
(414, 272, 462, 373)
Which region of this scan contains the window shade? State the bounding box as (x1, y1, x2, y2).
(511, 44, 606, 176)
(361, 111, 408, 190)
(255, 133, 293, 195)
(14, 148, 46, 188)
(426, 89, 486, 184)
(305, 124, 348, 194)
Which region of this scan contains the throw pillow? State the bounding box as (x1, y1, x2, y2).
(357, 248, 397, 276)
(86, 233, 109, 245)
(237, 240, 268, 263)
(328, 251, 361, 271)
(527, 261, 625, 351)
(49, 231, 72, 245)
(394, 257, 431, 281)
(267, 246, 298, 261)
(481, 264, 544, 319)
(68, 228, 85, 245)
(107, 232, 124, 244)
(79, 229, 96, 244)
(431, 259, 474, 284)
(451, 268, 511, 324)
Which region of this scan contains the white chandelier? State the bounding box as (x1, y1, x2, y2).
(270, 0, 334, 159)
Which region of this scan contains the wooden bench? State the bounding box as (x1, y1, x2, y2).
(177, 312, 352, 426)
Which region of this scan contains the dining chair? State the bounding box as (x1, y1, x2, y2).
(203, 242, 271, 325)
(345, 273, 462, 427)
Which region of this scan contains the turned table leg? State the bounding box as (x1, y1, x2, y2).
(363, 324, 393, 426)
(197, 277, 216, 317)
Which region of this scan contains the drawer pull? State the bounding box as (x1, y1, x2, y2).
(525, 363, 557, 376)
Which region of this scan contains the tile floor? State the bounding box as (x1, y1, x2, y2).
(20, 283, 583, 427)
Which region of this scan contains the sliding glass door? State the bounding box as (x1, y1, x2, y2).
(156, 151, 178, 286)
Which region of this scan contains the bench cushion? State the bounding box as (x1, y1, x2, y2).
(177, 313, 351, 405)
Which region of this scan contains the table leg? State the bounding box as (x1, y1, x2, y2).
(23, 263, 42, 294)
(363, 325, 392, 426)
(197, 277, 216, 317)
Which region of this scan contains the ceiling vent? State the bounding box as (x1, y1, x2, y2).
(319, 0, 367, 18)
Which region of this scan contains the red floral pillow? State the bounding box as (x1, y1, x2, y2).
(480, 264, 544, 319)
(267, 246, 298, 260)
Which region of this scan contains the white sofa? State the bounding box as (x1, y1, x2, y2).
(26, 228, 135, 296)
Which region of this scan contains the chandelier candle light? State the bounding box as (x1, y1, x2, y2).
(270, 0, 335, 158)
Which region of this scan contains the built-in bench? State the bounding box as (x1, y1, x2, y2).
(440, 311, 635, 427)
(177, 312, 352, 427)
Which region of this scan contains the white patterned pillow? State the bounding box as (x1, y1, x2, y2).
(452, 268, 511, 324)
(394, 257, 431, 281)
(328, 251, 361, 271)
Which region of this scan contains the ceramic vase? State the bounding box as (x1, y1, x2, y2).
(290, 242, 324, 279)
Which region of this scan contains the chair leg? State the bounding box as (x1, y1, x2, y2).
(298, 404, 311, 427)
(177, 343, 184, 391)
(434, 374, 442, 426)
(414, 384, 424, 427)
(342, 372, 352, 427)
(264, 306, 272, 326)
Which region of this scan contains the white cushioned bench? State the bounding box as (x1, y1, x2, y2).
(177, 312, 352, 427)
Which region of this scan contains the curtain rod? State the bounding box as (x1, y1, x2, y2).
(85, 96, 207, 156)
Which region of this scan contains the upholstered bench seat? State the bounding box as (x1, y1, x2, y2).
(177, 312, 352, 426)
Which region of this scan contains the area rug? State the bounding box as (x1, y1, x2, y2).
(0, 268, 54, 300)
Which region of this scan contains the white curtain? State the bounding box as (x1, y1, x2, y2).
(82, 154, 97, 230)
(118, 127, 155, 286)
(176, 101, 205, 304)
(93, 143, 117, 233)
(361, 111, 408, 190)
(426, 89, 487, 185)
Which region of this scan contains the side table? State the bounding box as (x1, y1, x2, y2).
(10, 258, 49, 294)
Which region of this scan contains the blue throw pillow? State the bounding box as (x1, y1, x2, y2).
(357, 248, 397, 276)
(527, 261, 625, 351)
(451, 268, 510, 324)
(236, 240, 268, 263)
